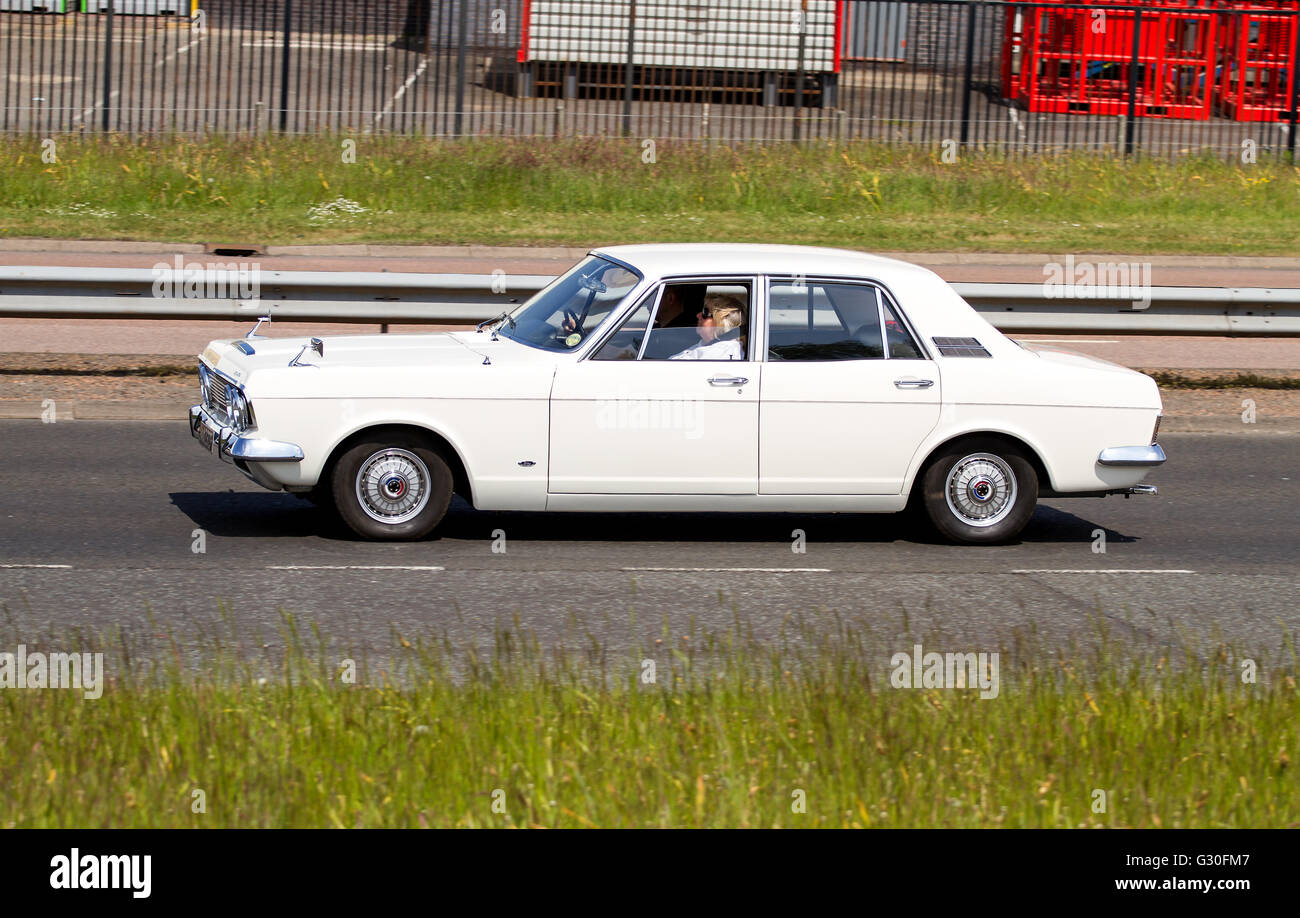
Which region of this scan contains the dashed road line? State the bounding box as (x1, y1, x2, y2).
(266, 565, 445, 571)
(372, 54, 430, 130)
(1011, 569, 1196, 574)
(623, 566, 832, 573)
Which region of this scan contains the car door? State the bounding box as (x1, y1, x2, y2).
(759, 277, 941, 495)
(548, 278, 761, 494)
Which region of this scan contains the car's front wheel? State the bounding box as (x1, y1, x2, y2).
(920, 439, 1038, 544)
(331, 433, 453, 540)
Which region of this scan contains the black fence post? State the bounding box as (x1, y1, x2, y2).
(623, 0, 636, 137)
(101, 0, 114, 132)
(1290, 8, 1299, 163)
(1125, 6, 1142, 156)
(279, 0, 293, 132)
(960, 1, 978, 147)
(455, 1, 468, 137)
(794, 0, 807, 142)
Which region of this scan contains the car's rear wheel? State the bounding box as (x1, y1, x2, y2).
(331, 434, 453, 540)
(920, 439, 1038, 544)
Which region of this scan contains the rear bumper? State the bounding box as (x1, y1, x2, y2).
(1097, 443, 1167, 467)
(190, 404, 303, 491)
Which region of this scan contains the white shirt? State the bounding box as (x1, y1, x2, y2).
(668, 337, 744, 361)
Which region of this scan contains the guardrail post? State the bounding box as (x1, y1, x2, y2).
(1125, 6, 1141, 157)
(279, 0, 293, 132)
(101, 0, 114, 132)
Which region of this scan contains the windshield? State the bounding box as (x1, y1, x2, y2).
(497, 255, 642, 352)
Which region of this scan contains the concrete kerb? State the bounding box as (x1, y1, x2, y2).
(4, 240, 1300, 271)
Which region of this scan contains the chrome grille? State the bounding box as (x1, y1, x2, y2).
(201, 366, 231, 426)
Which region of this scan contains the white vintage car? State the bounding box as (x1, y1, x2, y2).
(189, 244, 1165, 544)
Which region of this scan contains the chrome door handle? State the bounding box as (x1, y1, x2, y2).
(708, 376, 748, 386)
(894, 378, 934, 389)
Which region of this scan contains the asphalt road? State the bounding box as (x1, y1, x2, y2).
(0, 421, 1295, 668)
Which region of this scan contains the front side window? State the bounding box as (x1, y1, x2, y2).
(642, 281, 751, 361)
(591, 280, 753, 362)
(592, 297, 654, 360)
(497, 256, 641, 352)
(767, 279, 885, 361)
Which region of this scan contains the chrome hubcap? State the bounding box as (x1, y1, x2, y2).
(356, 448, 430, 525)
(945, 453, 1016, 528)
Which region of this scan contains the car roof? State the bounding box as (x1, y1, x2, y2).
(590, 243, 933, 282)
(588, 242, 1015, 356)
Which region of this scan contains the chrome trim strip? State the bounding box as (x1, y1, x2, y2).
(229, 438, 305, 462)
(1097, 444, 1167, 467)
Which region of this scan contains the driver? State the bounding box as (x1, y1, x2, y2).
(668, 294, 746, 360)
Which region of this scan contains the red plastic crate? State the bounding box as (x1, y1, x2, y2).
(1004, 1, 1218, 120)
(1216, 1, 1299, 121)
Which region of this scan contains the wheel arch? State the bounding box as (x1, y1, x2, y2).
(322, 422, 474, 507)
(906, 429, 1051, 504)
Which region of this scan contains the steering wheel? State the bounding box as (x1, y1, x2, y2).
(552, 308, 586, 347)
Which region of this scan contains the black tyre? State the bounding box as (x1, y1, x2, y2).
(330, 433, 453, 541)
(920, 439, 1038, 544)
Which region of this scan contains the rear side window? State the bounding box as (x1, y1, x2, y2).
(881, 298, 924, 359)
(767, 280, 883, 361)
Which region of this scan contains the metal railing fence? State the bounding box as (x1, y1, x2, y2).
(1, 1, 1298, 159)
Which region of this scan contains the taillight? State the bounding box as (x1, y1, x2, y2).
(1152, 415, 1162, 444)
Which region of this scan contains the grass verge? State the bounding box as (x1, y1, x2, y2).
(0, 611, 1295, 828)
(2, 136, 1298, 253)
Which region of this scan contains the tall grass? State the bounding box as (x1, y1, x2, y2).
(0, 609, 1294, 828)
(0, 136, 1296, 253)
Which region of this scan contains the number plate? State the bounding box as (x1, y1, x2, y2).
(197, 424, 214, 452)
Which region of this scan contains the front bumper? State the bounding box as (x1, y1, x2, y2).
(1097, 443, 1167, 467)
(190, 404, 304, 491)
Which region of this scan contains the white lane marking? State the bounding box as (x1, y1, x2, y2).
(623, 567, 831, 573)
(242, 39, 394, 50)
(75, 31, 207, 124)
(267, 565, 445, 571)
(1011, 569, 1196, 574)
(0, 564, 72, 569)
(371, 54, 429, 130)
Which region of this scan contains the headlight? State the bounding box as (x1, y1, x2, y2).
(197, 364, 211, 406)
(229, 388, 253, 431)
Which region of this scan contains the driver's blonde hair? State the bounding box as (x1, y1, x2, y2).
(705, 293, 745, 333)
